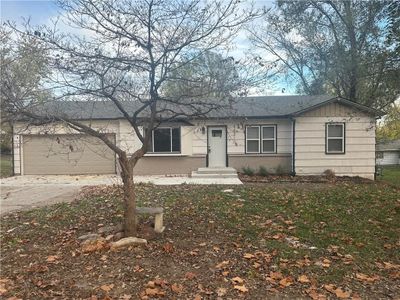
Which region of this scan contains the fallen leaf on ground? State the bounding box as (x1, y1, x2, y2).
(383, 262, 400, 269)
(46, 255, 59, 263)
(163, 243, 174, 253)
(322, 259, 331, 268)
(269, 271, 283, 280)
(334, 287, 351, 299)
(146, 281, 155, 288)
(231, 277, 244, 284)
(0, 285, 7, 296)
(297, 275, 310, 283)
(389, 270, 400, 279)
(0, 278, 12, 296)
(216, 261, 229, 269)
(100, 284, 114, 292)
(144, 287, 165, 297)
(243, 253, 255, 259)
(234, 285, 248, 293)
(355, 273, 380, 283)
(306, 288, 327, 300)
(279, 277, 293, 287)
(171, 283, 183, 293)
(351, 293, 362, 300)
(323, 284, 336, 293)
(154, 279, 168, 288)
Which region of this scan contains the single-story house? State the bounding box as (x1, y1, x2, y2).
(376, 139, 400, 165)
(12, 95, 383, 180)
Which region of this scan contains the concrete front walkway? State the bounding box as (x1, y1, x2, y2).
(0, 174, 242, 215)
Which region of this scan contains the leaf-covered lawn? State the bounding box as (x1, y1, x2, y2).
(1, 182, 399, 299)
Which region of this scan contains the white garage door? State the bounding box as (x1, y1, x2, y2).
(22, 134, 116, 175)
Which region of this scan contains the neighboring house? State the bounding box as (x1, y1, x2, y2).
(12, 95, 383, 180)
(376, 139, 400, 165)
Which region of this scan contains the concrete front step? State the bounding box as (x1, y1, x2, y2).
(191, 172, 238, 179)
(196, 167, 237, 174)
(191, 167, 239, 179)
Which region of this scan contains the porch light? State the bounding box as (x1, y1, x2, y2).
(201, 126, 206, 134)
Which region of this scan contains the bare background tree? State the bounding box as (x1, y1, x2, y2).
(248, 0, 400, 109)
(1, 26, 50, 134)
(3, 0, 258, 236)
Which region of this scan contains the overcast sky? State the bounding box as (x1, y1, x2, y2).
(1, 0, 293, 95)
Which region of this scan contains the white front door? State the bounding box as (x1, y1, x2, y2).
(208, 126, 227, 167)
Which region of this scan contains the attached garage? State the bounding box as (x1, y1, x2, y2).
(22, 134, 116, 175)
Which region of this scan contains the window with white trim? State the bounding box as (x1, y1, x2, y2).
(326, 123, 345, 154)
(246, 125, 276, 153)
(262, 126, 276, 153)
(149, 127, 180, 153)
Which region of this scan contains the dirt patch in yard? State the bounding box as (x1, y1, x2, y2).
(1, 183, 399, 299)
(238, 173, 374, 184)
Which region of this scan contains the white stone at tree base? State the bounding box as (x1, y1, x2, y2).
(110, 237, 147, 249)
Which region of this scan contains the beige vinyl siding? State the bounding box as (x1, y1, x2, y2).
(295, 103, 376, 179)
(299, 102, 369, 117)
(118, 120, 142, 154)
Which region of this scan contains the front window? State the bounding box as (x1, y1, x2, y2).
(150, 127, 180, 153)
(246, 125, 276, 153)
(326, 123, 345, 154)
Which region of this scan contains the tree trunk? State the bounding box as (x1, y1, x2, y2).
(118, 152, 137, 237)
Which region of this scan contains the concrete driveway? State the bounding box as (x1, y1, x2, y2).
(0, 175, 121, 216)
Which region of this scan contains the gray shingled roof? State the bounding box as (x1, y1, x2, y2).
(376, 139, 400, 151)
(211, 95, 334, 118)
(30, 95, 381, 120)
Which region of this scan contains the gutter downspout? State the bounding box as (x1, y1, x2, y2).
(374, 115, 381, 180)
(291, 117, 296, 176)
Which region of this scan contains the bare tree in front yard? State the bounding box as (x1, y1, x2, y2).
(3, 0, 258, 236)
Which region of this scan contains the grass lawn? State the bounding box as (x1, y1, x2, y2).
(0, 154, 12, 178)
(1, 182, 399, 299)
(378, 165, 400, 187)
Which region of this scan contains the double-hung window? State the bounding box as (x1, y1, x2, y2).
(246, 125, 277, 153)
(149, 127, 180, 153)
(326, 123, 345, 154)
